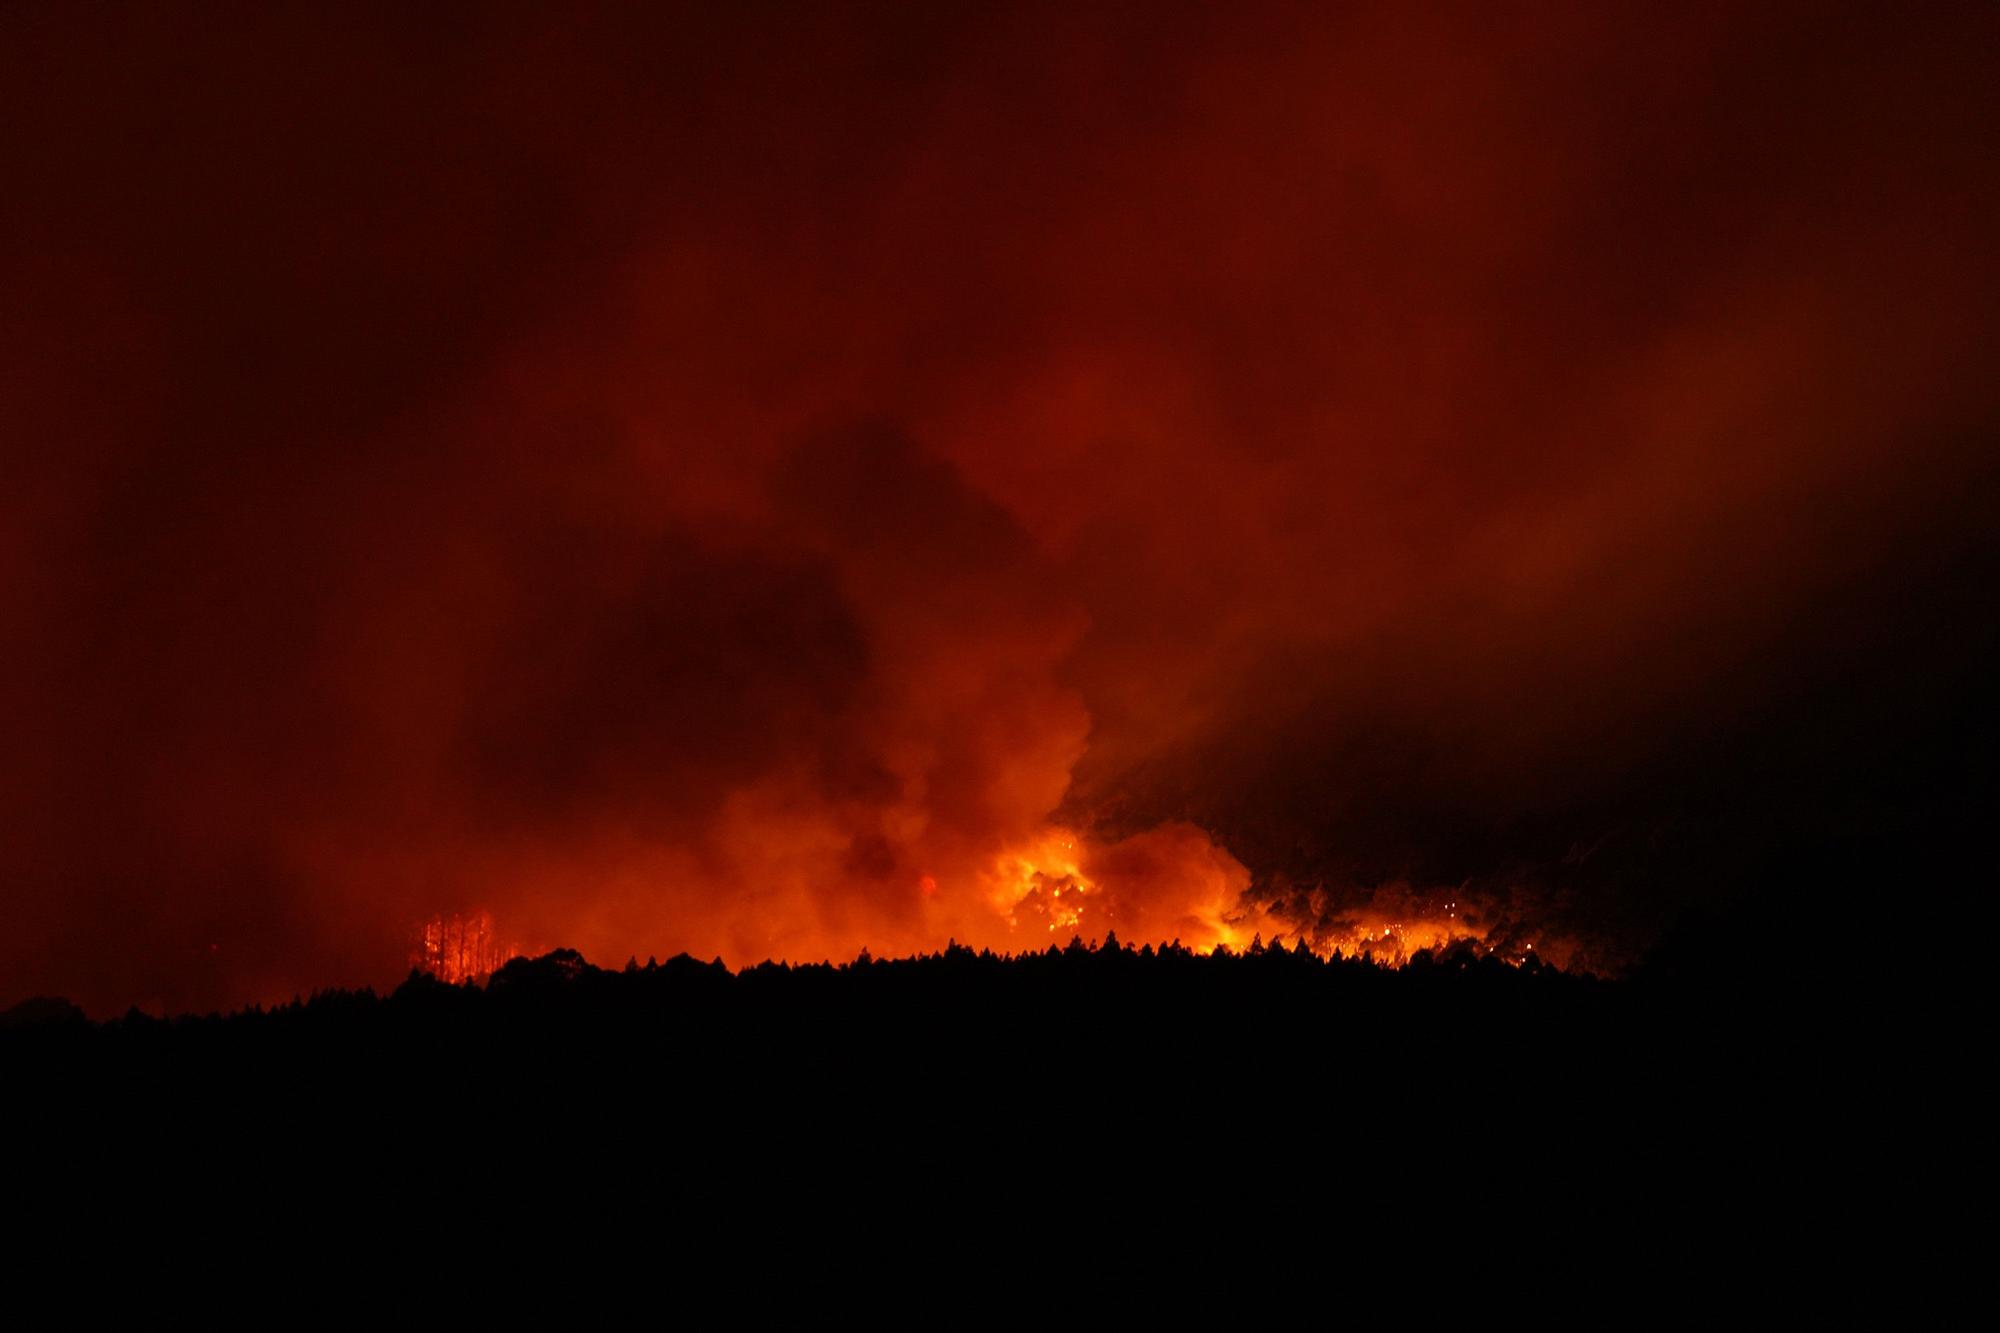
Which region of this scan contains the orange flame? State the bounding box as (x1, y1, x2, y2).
(411, 912, 521, 984)
(408, 832, 1571, 979)
(966, 822, 1282, 956)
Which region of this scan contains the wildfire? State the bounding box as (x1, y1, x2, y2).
(985, 828, 1093, 933)
(1313, 917, 1483, 965)
(974, 839, 1560, 967)
(408, 842, 1572, 983)
(1288, 888, 1570, 969)
(970, 823, 1284, 956)
(411, 912, 520, 984)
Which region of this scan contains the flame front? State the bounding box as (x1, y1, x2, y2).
(411, 826, 1576, 981)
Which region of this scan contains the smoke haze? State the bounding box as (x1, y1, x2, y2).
(4, 2, 1996, 1011)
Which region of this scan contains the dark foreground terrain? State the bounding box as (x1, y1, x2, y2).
(4, 935, 1833, 1145)
(3, 932, 1933, 1281)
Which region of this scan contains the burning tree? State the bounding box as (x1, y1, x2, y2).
(411, 912, 515, 984)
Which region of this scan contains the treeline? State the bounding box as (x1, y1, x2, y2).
(2, 932, 1836, 1202)
(5, 931, 1594, 1038)
(0, 932, 1732, 1094)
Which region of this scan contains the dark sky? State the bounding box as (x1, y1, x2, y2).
(5, 1, 1996, 1013)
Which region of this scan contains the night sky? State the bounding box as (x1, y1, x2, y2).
(5, 2, 1996, 1014)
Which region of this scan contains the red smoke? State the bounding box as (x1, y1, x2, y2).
(4, 3, 1996, 1012)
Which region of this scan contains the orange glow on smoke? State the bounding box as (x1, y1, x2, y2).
(1314, 912, 1493, 967)
(963, 821, 1277, 956)
(411, 825, 1554, 982)
(5, 2, 1995, 1019)
(983, 828, 1090, 932)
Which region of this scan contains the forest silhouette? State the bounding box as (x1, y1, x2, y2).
(3, 932, 1781, 1103)
(2, 924, 1886, 1223)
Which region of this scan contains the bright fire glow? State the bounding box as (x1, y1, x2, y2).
(985, 828, 1092, 933)
(411, 912, 520, 984)
(414, 834, 1570, 981)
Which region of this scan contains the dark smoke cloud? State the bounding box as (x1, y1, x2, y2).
(3, 2, 1995, 1011)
